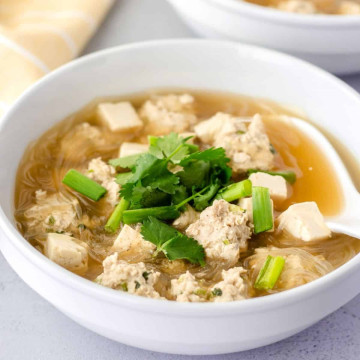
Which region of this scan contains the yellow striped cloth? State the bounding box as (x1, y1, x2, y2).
(0, 0, 114, 117)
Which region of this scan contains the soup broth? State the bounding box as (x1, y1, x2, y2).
(243, 0, 360, 15)
(14, 90, 360, 301)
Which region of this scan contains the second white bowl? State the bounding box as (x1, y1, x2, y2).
(168, 0, 360, 75)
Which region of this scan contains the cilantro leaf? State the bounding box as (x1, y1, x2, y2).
(162, 234, 206, 266)
(130, 183, 171, 209)
(142, 161, 179, 194)
(171, 185, 188, 207)
(141, 216, 205, 266)
(109, 153, 143, 169)
(177, 160, 210, 190)
(148, 173, 179, 194)
(115, 172, 132, 185)
(149, 132, 198, 164)
(123, 206, 180, 224)
(120, 154, 179, 201)
(119, 182, 135, 201)
(193, 180, 221, 211)
(180, 147, 232, 186)
(128, 153, 159, 183)
(180, 147, 230, 168)
(141, 216, 179, 247)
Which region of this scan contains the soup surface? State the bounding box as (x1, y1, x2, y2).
(14, 90, 360, 302)
(243, 0, 360, 15)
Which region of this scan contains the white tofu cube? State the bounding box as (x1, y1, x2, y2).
(249, 172, 288, 203)
(238, 197, 253, 222)
(112, 225, 155, 258)
(98, 101, 143, 133)
(118, 142, 148, 158)
(277, 202, 331, 242)
(45, 233, 88, 273)
(238, 197, 274, 231)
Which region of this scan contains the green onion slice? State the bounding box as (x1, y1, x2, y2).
(247, 169, 296, 184)
(252, 186, 273, 234)
(215, 179, 252, 202)
(62, 169, 107, 201)
(105, 198, 130, 233)
(254, 255, 285, 290)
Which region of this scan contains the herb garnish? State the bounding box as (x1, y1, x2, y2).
(113, 132, 232, 215)
(141, 216, 205, 266)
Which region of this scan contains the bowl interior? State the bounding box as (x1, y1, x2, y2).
(1, 39, 360, 248)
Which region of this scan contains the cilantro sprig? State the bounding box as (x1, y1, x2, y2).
(141, 216, 205, 266)
(148, 132, 198, 163)
(122, 185, 211, 224)
(107, 132, 233, 231)
(178, 147, 232, 211)
(111, 133, 232, 214)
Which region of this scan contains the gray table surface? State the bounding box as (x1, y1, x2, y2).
(1, 1, 360, 359)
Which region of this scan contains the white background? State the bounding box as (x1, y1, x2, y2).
(1, 1, 360, 359)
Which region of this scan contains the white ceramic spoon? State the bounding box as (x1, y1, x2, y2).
(278, 116, 360, 239)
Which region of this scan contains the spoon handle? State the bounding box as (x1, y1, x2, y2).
(327, 219, 360, 240)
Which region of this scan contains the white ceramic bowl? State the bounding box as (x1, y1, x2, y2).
(1, 40, 360, 355)
(167, 0, 360, 75)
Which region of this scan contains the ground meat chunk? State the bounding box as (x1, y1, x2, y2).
(172, 205, 200, 231)
(112, 224, 156, 261)
(139, 94, 197, 136)
(170, 271, 205, 302)
(277, 0, 317, 13)
(96, 253, 163, 299)
(75, 122, 104, 141)
(246, 247, 333, 291)
(24, 190, 80, 234)
(194, 112, 247, 144)
(210, 267, 247, 302)
(87, 157, 120, 206)
(195, 113, 274, 173)
(186, 200, 252, 265)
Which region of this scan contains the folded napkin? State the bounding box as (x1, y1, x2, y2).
(0, 0, 114, 117)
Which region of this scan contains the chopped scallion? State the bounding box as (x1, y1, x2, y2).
(215, 179, 252, 202)
(212, 288, 223, 297)
(247, 169, 296, 184)
(62, 169, 107, 201)
(252, 186, 273, 234)
(254, 255, 285, 290)
(105, 198, 130, 233)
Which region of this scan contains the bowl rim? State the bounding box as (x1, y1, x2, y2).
(205, 0, 360, 27)
(1, 38, 360, 315)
